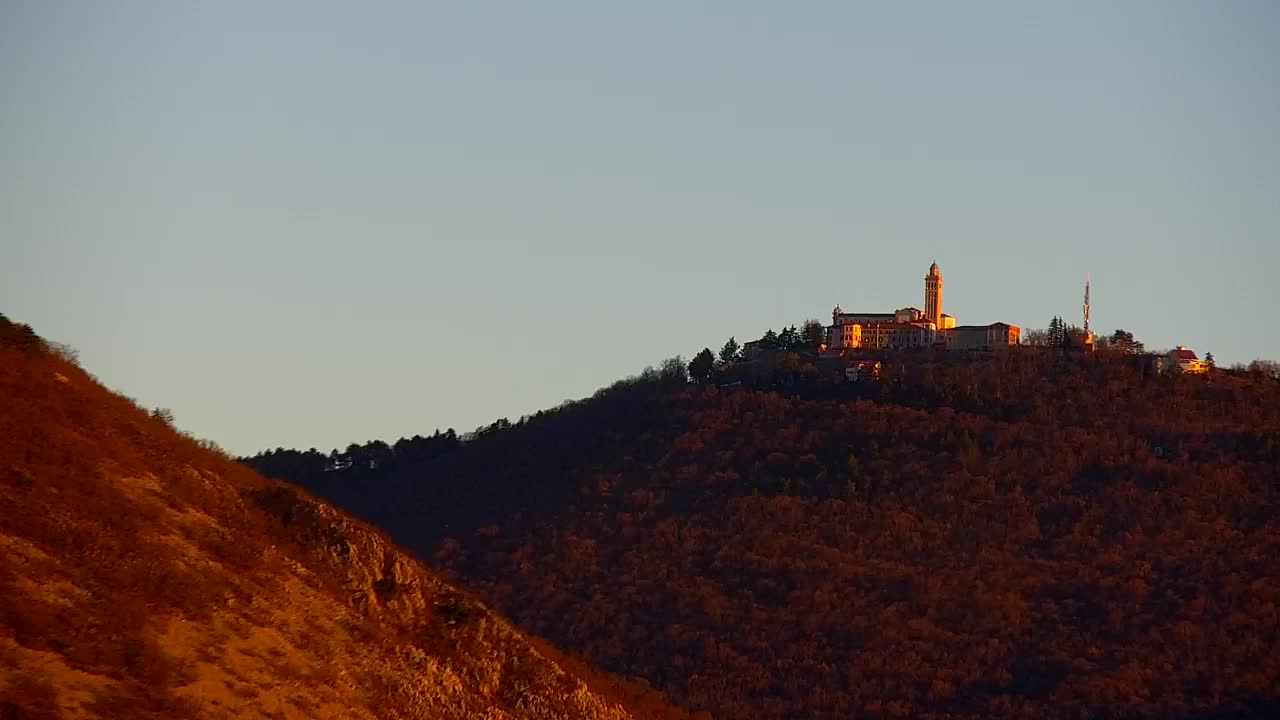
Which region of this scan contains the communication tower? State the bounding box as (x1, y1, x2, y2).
(1082, 275, 1095, 350)
(1083, 274, 1091, 336)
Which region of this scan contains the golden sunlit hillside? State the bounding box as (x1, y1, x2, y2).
(0, 314, 692, 720)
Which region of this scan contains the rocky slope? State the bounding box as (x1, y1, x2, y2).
(0, 315, 677, 720)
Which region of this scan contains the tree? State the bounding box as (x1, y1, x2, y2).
(1065, 325, 1087, 348)
(349, 439, 394, 471)
(778, 326, 799, 350)
(1047, 317, 1065, 347)
(1109, 329, 1144, 354)
(775, 351, 805, 385)
(802, 319, 827, 348)
(1247, 359, 1280, 380)
(1024, 329, 1051, 347)
(1204, 352, 1215, 368)
(45, 341, 81, 367)
(1044, 317, 1085, 348)
(760, 329, 780, 350)
(0, 318, 40, 349)
(659, 356, 688, 384)
(688, 348, 716, 384)
(719, 337, 741, 365)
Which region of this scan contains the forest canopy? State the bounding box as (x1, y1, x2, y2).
(246, 348, 1280, 720)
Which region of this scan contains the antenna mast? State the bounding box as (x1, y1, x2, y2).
(1082, 274, 1091, 335)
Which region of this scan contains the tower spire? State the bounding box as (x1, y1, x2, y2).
(924, 262, 942, 324)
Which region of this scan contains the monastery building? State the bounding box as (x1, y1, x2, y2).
(828, 262, 1020, 352)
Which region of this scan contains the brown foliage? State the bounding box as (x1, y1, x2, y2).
(0, 672, 63, 720)
(270, 350, 1280, 719)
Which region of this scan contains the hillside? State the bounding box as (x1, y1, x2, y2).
(249, 349, 1280, 719)
(0, 315, 692, 720)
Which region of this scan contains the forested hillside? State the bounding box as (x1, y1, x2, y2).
(0, 314, 691, 720)
(247, 350, 1280, 719)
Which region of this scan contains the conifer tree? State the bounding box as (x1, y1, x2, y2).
(1047, 317, 1064, 347)
(719, 337, 741, 365)
(778, 325, 799, 350)
(688, 348, 716, 384)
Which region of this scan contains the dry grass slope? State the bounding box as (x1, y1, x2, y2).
(0, 316, 666, 720)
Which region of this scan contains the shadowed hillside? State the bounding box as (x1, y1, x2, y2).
(250, 349, 1280, 719)
(0, 314, 693, 720)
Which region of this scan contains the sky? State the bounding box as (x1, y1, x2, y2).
(2, 1, 1278, 455)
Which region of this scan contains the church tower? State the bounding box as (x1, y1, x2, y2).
(924, 261, 942, 324)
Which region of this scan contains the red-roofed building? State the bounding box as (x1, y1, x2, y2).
(1164, 346, 1208, 374)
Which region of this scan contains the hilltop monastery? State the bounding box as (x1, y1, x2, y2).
(827, 262, 1020, 352)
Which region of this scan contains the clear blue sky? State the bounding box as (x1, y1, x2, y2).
(3, 1, 1277, 455)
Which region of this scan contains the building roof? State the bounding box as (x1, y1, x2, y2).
(861, 322, 927, 330)
(949, 323, 1017, 331)
(1173, 349, 1198, 360)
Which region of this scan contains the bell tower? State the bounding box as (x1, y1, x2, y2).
(924, 261, 942, 324)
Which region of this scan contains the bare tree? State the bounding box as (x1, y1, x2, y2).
(1023, 329, 1051, 347)
(1247, 359, 1280, 380)
(45, 341, 81, 367)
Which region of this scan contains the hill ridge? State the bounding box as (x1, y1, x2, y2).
(248, 349, 1280, 720)
(0, 314, 689, 719)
